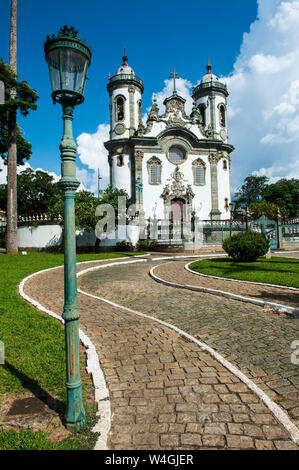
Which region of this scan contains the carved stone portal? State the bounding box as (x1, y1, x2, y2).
(161, 166, 194, 222)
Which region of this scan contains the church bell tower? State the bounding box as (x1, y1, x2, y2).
(105, 52, 144, 196)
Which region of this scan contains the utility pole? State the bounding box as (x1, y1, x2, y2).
(6, 0, 18, 254)
(98, 169, 102, 199)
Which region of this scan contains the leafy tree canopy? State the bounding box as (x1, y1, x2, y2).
(249, 200, 283, 220)
(0, 170, 135, 231)
(0, 59, 38, 166)
(262, 178, 299, 218)
(234, 175, 269, 208)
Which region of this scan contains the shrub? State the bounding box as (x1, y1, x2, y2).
(136, 239, 148, 251)
(222, 231, 269, 262)
(115, 240, 133, 252)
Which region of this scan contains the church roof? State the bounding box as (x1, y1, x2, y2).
(116, 49, 135, 75)
(200, 58, 221, 84)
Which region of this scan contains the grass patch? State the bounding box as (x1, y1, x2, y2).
(189, 256, 299, 288)
(0, 251, 143, 449)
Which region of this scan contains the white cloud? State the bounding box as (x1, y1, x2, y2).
(76, 123, 110, 194)
(222, 0, 299, 189)
(0, 160, 60, 185)
(152, 78, 193, 115)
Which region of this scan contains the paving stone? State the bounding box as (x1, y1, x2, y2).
(181, 434, 202, 446)
(202, 435, 226, 447)
(255, 440, 275, 450)
(226, 435, 255, 449)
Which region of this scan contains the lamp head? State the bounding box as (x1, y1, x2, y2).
(44, 26, 92, 106)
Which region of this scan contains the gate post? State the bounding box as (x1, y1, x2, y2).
(277, 209, 283, 249)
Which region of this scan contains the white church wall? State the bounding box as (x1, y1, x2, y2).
(142, 153, 213, 220)
(112, 154, 132, 196)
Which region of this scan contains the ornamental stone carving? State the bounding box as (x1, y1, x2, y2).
(161, 166, 194, 204)
(208, 153, 219, 165)
(134, 150, 144, 162)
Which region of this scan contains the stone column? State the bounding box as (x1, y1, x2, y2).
(134, 151, 144, 209)
(209, 153, 221, 220)
(209, 93, 216, 139)
(129, 87, 135, 137)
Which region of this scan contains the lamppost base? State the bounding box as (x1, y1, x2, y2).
(64, 399, 86, 431)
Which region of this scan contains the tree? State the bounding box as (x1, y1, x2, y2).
(6, 0, 18, 253)
(0, 60, 38, 166)
(98, 184, 134, 216)
(2, 2, 38, 253)
(0, 168, 61, 214)
(249, 200, 282, 220)
(234, 175, 269, 208)
(262, 178, 299, 218)
(17, 168, 61, 213)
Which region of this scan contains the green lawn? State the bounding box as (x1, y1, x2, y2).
(189, 256, 299, 288)
(0, 251, 142, 450)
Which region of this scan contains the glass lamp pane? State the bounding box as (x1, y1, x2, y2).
(47, 48, 88, 94)
(47, 49, 61, 93)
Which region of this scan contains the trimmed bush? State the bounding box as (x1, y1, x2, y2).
(222, 231, 269, 262)
(115, 240, 133, 251)
(136, 239, 148, 251)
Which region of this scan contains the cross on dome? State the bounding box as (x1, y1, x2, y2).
(169, 68, 180, 94)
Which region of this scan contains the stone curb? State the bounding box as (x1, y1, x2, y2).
(185, 259, 299, 292)
(149, 261, 299, 318)
(184, 261, 299, 318)
(18, 254, 149, 451)
(78, 257, 299, 447)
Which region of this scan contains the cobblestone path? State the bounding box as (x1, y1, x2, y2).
(79, 259, 299, 434)
(21, 256, 299, 450)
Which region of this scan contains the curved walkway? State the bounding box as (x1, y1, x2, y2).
(20, 256, 299, 450)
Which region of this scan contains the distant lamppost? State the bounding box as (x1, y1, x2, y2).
(98, 169, 102, 200)
(44, 26, 92, 430)
(229, 201, 235, 237)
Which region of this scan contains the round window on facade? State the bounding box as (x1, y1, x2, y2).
(168, 146, 186, 164)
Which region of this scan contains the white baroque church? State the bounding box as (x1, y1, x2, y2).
(104, 52, 233, 227)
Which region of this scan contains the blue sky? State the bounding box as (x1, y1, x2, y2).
(2, 1, 299, 194)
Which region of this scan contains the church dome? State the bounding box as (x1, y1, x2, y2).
(200, 59, 221, 84)
(200, 72, 219, 83)
(116, 50, 134, 75)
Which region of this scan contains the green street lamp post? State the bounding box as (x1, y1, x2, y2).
(229, 201, 235, 237)
(44, 26, 92, 430)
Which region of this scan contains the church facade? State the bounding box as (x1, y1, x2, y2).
(104, 53, 234, 226)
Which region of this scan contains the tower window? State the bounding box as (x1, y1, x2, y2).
(116, 96, 124, 121)
(192, 158, 206, 185)
(147, 157, 162, 184)
(219, 104, 226, 127)
(224, 198, 229, 210)
(199, 104, 206, 127)
(117, 155, 124, 167)
(223, 159, 227, 170)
